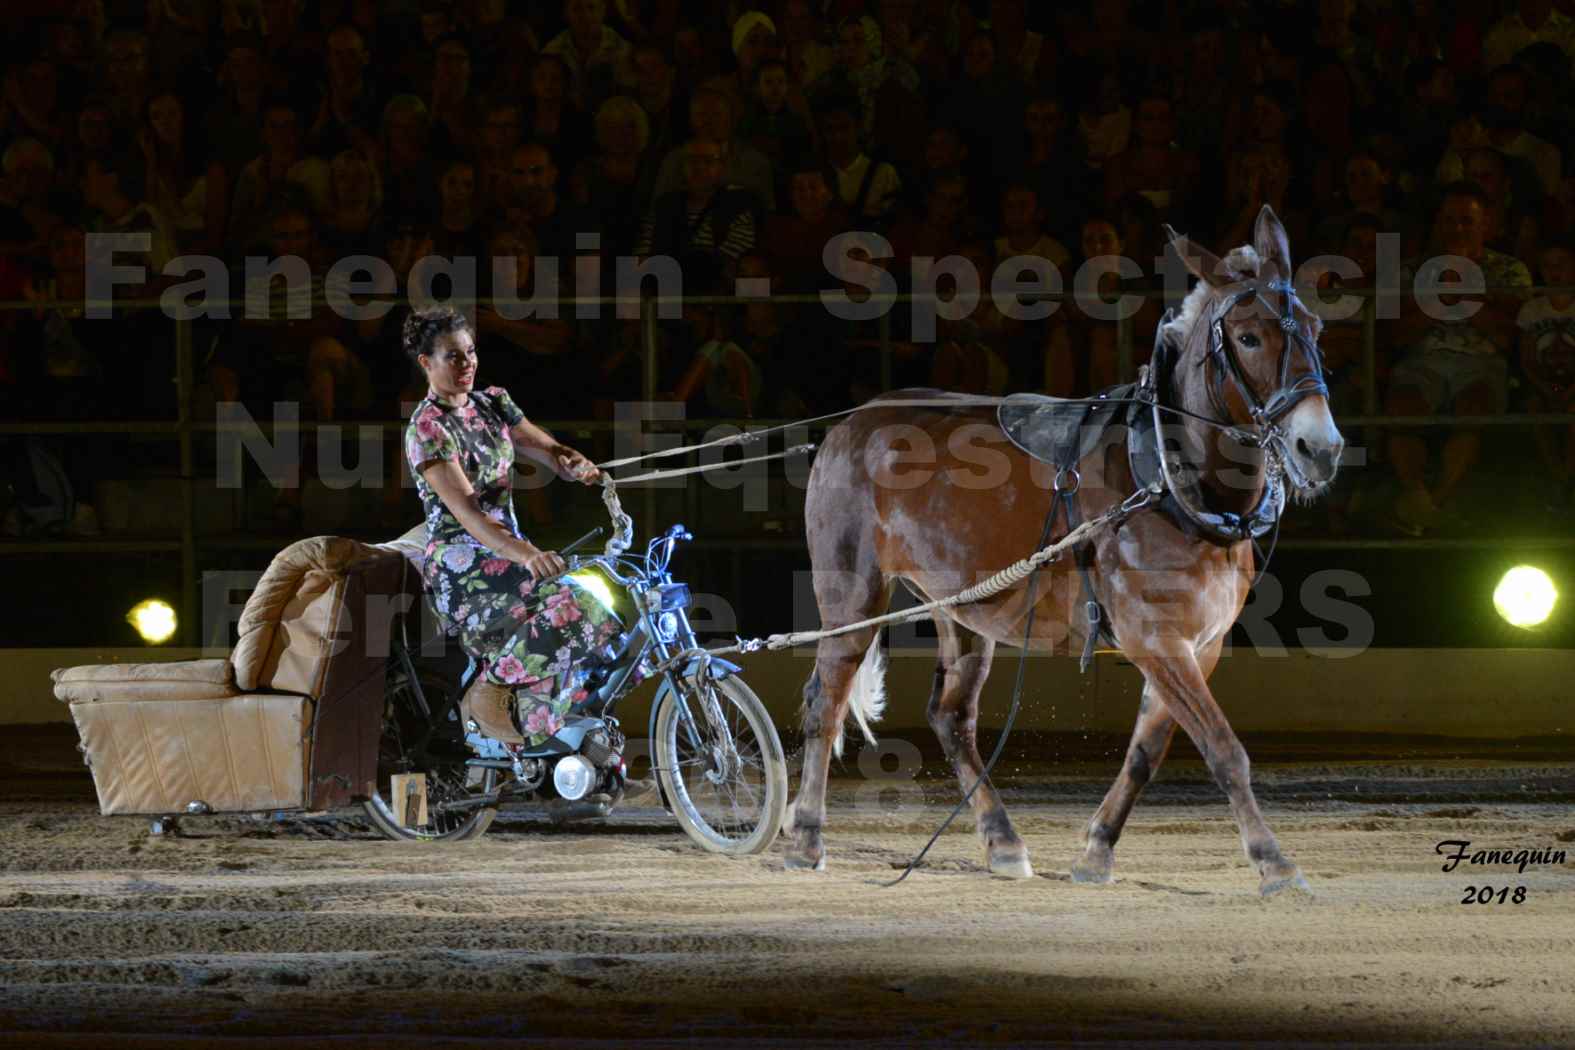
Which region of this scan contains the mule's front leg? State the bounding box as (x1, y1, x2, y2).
(1071, 689, 1176, 884)
(1132, 646, 1310, 896)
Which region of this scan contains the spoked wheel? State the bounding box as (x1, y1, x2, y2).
(655, 673, 787, 855)
(363, 666, 500, 841)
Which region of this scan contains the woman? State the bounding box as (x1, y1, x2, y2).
(1043, 214, 1162, 396)
(141, 91, 228, 253)
(523, 54, 590, 174)
(570, 94, 653, 256)
(403, 306, 618, 748)
(319, 147, 382, 257)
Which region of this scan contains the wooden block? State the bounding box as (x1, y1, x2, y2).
(391, 773, 428, 827)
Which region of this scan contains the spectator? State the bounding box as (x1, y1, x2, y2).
(523, 54, 592, 176)
(80, 152, 176, 278)
(1312, 151, 1406, 257)
(730, 253, 816, 417)
(1076, 69, 1130, 173)
(1314, 212, 1387, 416)
(474, 225, 577, 411)
(994, 184, 1069, 276)
(354, 211, 436, 417)
(816, 94, 900, 225)
(1516, 239, 1575, 507)
(542, 0, 635, 107)
(204, 33, 267, 173)
(779, 0, 835, 88)
(762, 165, 849, 292)
(0, 57, 64, 150)
(1481, 0, 1575, 70)
(888, 173, 972, 274)
(650, 87, 775, 212)
(636, 137, 759, 270)
(1462, 146, 1542, 267)
(736, 58, 814, 182)
(929, 239, 1016, 396)
(139, 92, 227, 254)
(1013, 95, 1090, 246)
(810, 15, 921, 165)
(378, 94, 437, 215)
(319, 147, 382, 257)
(570, 95, 655, 257)
(212, 203, 367, 427)
(1043, 213, 1161, 396)
(229, 97, 330, 257)
(431, 157, 483, 260)
(1480, 64, 1562, 196)
(102, 28, 152, 127)
(475, 97, 523, 216)
(0, 138, 62, 258)
(935, 29, 1020, 186)
(708, 10, 781, 116)
(310, 23, 381, 159)
(1102, 94, 1197, 224)
(671, 277, 760, 418)
(630, 42, 687, 162)
(1219, 145, 1307, 260)
(1385, 184, 1531, 535)
(505, 141, 598, 269)
(425, 34, 476, 158)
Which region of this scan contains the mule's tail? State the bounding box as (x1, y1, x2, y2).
(835, 640, 887, 759)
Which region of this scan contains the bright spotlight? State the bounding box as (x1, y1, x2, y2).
(1493, 566, 1557, 629)
(127, 599, 177, 644)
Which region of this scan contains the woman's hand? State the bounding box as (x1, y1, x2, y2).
(551, 444, 602, 485)
(515, 542, 566, 581)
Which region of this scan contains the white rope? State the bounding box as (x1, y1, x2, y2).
(698, 483, 1160, 658)
(607, 444, 816, 485)
(594, 396, 1012, 470)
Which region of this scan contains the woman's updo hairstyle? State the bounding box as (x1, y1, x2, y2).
(403, 304, 470, 365)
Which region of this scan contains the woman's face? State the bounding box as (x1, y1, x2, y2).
(1082, 220, 1121, 260)
(77, 106, 112, 154)
(599, 109, 642, 154)
(531, 58, 566, 102)
(434, 41, 471, 95)
(837, 22, 871, 71)
(148, 94, 183, 147)
(421, 329, 477, 398)
(440, 164, 475, 210)
(332, 155, 371, 208)
(963, 33, 994, 79)
(1344, 155, 1385, 205)
(387, 113, 426, 154)
(1025, 100, 1063, 142)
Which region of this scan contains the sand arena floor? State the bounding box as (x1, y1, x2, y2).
(1, 736, 1573, 1048)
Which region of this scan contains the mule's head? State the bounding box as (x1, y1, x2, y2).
(1163, 205, 1343, 498)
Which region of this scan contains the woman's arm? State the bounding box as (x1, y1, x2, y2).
(509, 416, 602, 483)
(419, 457, 564, 578)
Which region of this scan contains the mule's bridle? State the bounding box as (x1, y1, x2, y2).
(1201, 276, 1330, 487)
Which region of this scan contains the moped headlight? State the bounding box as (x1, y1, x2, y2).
(655, 611, 680, 643)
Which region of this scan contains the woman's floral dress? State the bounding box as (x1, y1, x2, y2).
(405, 386, 620, 746)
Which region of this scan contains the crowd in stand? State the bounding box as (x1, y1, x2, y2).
(1, 0, 1574, 536)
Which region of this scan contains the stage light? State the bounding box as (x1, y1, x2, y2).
(1493, 566, 1557, 629)
(127, 599, 177, 644)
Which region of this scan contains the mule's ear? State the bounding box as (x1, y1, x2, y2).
(1253, 204, 1293, 280)
(1165, 224, 1228, 287)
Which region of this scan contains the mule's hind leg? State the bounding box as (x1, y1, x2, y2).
(785, 626, 882, 871)
(1070, 687, 1175, 884)
(928, 614, 1032, 878)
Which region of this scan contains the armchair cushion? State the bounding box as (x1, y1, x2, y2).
(51, 658, 238, 704)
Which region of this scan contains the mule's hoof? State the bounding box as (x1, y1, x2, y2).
(784, 850, 826, 872)
(1070, 857, 1114, 884)
(989, 851, 1034, 880)
(1259, 868, 1313, 897)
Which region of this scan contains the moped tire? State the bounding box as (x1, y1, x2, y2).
(655, 674, 787, 855)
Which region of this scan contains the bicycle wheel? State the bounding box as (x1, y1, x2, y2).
(363, 665, 500, 841)
(655, 673, 787, 855)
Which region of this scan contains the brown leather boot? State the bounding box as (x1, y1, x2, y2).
(460, 677, 524, 744)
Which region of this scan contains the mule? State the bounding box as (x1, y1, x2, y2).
(787, 206, 1343, 895)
